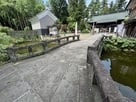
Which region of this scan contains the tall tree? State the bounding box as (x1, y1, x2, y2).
(100, 0, 109, 14)
(88, 0, 100, 16)
(68, 0, 87, 29)
(109, 1, 116, 13)
(68, 0, 78, 20)
(78, 0, 86, 19)
(0, 0, 45, 30)
(68, 0, 86, 21)
(116, 0, 127, 10)
(49, 0, 68, 23)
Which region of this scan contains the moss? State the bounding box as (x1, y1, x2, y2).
(16, 41, 58, 56)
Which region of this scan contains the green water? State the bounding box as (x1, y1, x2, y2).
(101, 51, 136, 101)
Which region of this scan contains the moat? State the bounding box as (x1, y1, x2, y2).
(101, 51, 136, 101)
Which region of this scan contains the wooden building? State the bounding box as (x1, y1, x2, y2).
(29, 9, 57, 35)
(88, 11, 128, 33)
(126, 0, 136, 37)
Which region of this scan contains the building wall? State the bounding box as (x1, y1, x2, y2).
(40, 15, 56, 29)
(31, 20, 41, 30)
(31, 14, 56, 35)
(126, 0, 136, 37)
(130, 7, 136, 19)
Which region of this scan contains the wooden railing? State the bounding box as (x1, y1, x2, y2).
(7, 35, 80, 62)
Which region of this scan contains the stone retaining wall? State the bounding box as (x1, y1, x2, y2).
(87, 35, 132, 102)
(8, 30, 40, 40)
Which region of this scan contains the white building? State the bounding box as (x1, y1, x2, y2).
(29, 9, 57, 35)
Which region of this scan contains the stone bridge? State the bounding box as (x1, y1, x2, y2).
(0, 34, 132, 102)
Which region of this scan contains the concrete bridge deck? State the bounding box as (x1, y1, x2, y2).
(0, 34, 103, 102)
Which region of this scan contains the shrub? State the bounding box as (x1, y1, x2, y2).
(0, 26, 13, 33)
(24, 26, 30, 31)
(81, 29, 90, 33)
(103, 36, 136, 52)
(68, 22, 76, 32)
(0, 33, 15, 46)
(0, 33, 15, 62)
(79, 19, 91, 32)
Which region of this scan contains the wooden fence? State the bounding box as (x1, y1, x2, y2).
(7, 35, 80, 62)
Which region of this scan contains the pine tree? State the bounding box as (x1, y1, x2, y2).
(68, 0, 78, 21)
(109, 1, 116, 13)
(100, 0, 109, 14)
(117, 0, 127, 10)
(50, 0, 68, 23)
(67, 0, 87, 31)
(88, 0, 100, 16)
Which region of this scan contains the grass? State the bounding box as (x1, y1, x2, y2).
(16, 41, 58, 56)
(14, 40, 40, 47)
(13, 33, 91, 57)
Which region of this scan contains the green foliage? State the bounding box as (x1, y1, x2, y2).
(56, 19, 61, 31)
(88, 0, 126, 16)
(67, 16, 75, 31)
(0, 33, 15, 46)
(68, 0, 86, 31)
(0, 0, 44, 30)
(79, 19, 91, 33)
(0, 26, 13, 33)
(88, 0, 101, 16)
(117, 0, 127, 10)
(22, 34, 39, 41)
(0, 32, 15, 62)
(124, 16, 129, 23)
(24, 26, 30, 31)
(49, 0, 69, 23)
(68, 22, 76, 32)
(103, 36, 136, 52)
(79, 20, 86, 32)
(0, 32, 40, 62)
(81, 29, 90, 33)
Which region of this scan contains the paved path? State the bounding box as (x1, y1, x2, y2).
(0, 34, 103, 102)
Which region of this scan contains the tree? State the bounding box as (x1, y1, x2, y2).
(68, 0, 87, 21)
(49, 0, 69, 24)
(88, 0, 100, 16)
(0, 0, 45, 30)
(68, 0, 87, 31)
(109, 1, 116, 13)
(68, 0, 78, 20)
(78, 0, 86, 19)
(100, 0, 109, 14)
(116, 0, 127, 10)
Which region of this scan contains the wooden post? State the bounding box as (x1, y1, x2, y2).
(73, 36, 75, 40)
(58, 39, 61, 45)
(66, 37, 69, 42)
(7, 47, 17, 62)
(28, 46, 33, 56)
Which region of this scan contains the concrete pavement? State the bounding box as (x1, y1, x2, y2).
(0, 34, 103, 102)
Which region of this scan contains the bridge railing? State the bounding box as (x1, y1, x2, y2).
(7, 35, 80, 62)
(87, 35, 132, 102)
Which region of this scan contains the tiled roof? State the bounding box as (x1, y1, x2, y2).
(88, 11, 128, 23)
(29, 9, 57, 22)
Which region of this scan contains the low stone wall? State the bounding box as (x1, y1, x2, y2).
(87, 35, 132, 102)
(7, 35, 80, 62)
(8, 30, 40, 40)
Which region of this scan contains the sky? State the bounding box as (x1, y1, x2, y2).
(43, 0, 129, 6)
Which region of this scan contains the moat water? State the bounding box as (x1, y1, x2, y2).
(101, 51, 136, 102)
